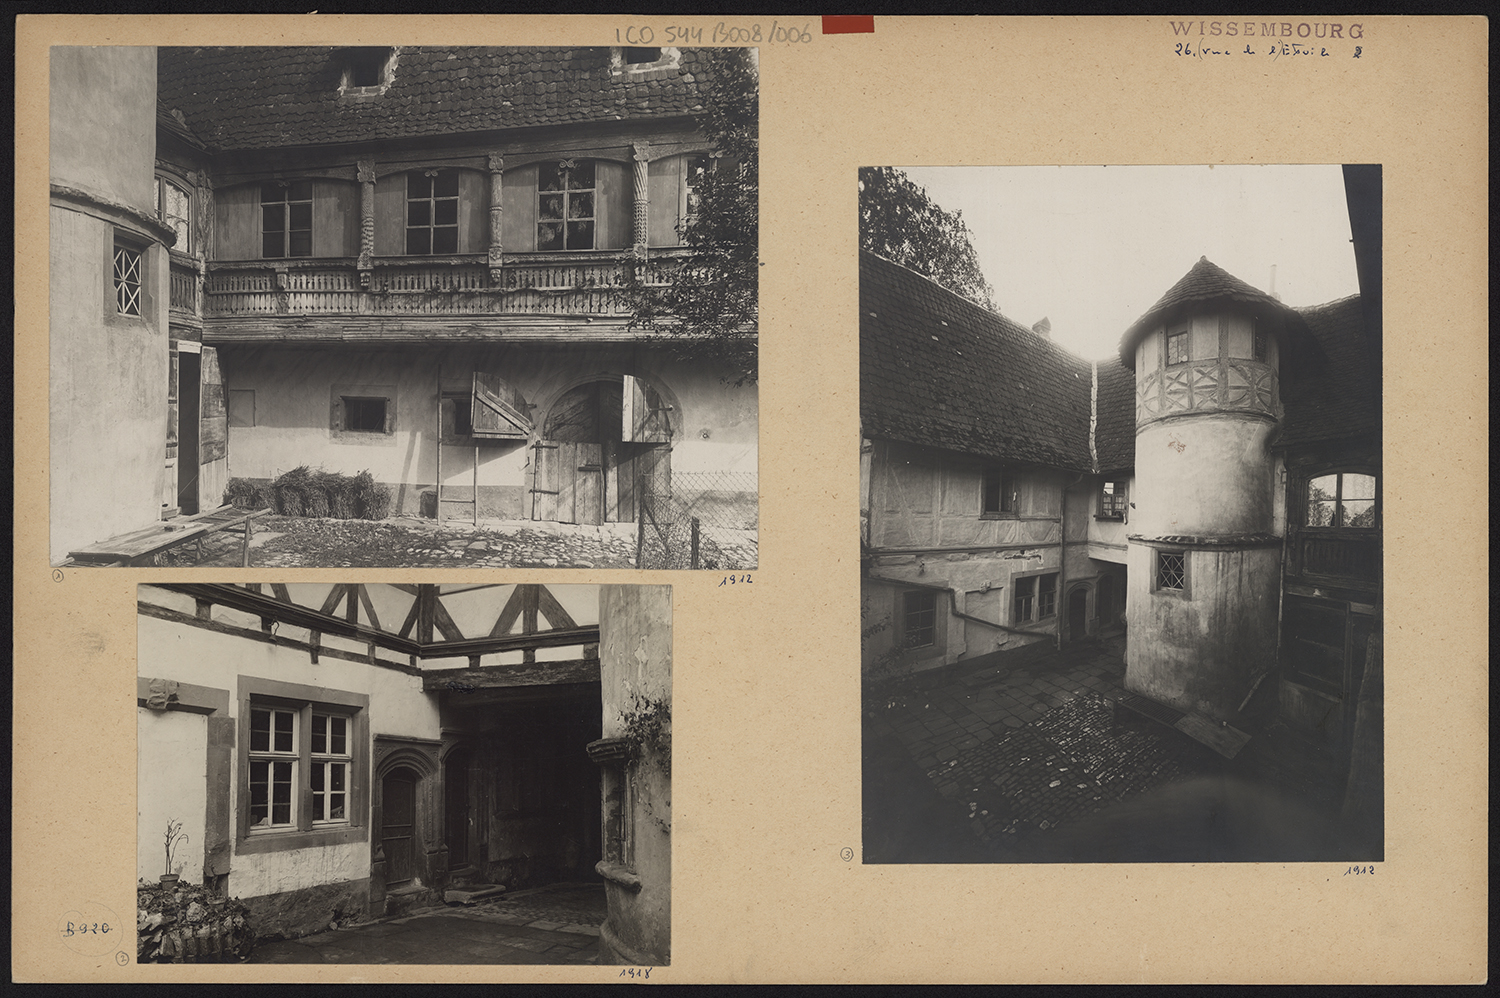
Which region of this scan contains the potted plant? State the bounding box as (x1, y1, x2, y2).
(161, 819, 189, 885)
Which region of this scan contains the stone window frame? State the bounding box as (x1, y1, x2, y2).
(587, 738, 642, 892)
(235, 676, 369, 856)
(980, 466, 1020, 518)
(113, 240, 144, 316)
(1012, 569, 1059, 625)
(1152, 548, 1191, 598)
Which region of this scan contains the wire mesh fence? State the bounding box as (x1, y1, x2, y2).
(636, 470, 758, 570)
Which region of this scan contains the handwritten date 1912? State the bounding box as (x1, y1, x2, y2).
(1343, 865, 1376, 876)
(718, 574, 752, 587)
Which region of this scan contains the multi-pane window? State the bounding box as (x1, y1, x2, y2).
(1166, 329, 1190, 365)
(309, 714, 350, 823)
(261, 181, 313, 258)
(1253, 326, 1268, 362)
(1014, 573, 1057, 623)
(249, 707, 298, 829)
(903, 590, 936, 648)
(1306, 473, 1377, 528)
(1156, 551, 1186, 591)
(155, 177, 191, 253)
(342, 397, 387, 433)
(113, 243, 143, 316)
(406, 171, 459, 255)
(538, 160, 596, 251)
(982, 468, 1019, 515)
(1098, 480, 1128, 519)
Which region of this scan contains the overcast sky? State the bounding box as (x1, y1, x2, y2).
(897, 165, 1360, 360)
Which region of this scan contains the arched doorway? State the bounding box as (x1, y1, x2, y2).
(1066, 586, 1090, 642)
(531, 377, 672, 525)
(381, 767, 420, 888)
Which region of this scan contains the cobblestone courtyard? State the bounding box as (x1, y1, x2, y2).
(248, 882, 606, 964)
(157, 514, 757, 570)
(864, 641, 1353, 863)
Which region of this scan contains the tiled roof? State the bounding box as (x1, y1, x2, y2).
(156, 103, 206, 150)
(1094, 357, 1136, 474)
(156, 47, 714, 151)
(860, 250, 1093, 472)
(1277, 295, 1379, 448)
(1119, 256, 1288, 365)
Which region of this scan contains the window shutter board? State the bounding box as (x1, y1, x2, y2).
(471, 372, 533, 440)
(622, 374, 670, 443)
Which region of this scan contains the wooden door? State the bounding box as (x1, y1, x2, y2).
(530, 441, 560, 521)
(382, 769, 417, 888)
(198, 346, 229, 511)
(444, 751, 470, 869)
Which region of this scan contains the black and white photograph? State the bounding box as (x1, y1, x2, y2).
(136, 582, 671, 964)
(860, 164, 1382, 863)
(51, 45, 758, 570)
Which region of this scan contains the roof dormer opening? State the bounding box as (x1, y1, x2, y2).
(340, 47, 394, 92)
(624, 47, 662, 66)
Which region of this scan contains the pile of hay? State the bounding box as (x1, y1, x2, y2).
(224, 467, 392, 521)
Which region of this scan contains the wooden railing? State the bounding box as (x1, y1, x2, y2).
(168, 256, 200, 317)
(199, 250, 693, 318)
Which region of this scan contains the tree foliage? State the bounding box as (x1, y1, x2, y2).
(858, 166, 997, 312)
(626, 49, 758, 387)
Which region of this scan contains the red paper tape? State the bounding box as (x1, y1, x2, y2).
(822, 15, 875, 34)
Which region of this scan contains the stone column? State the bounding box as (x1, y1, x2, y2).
(357, 160, 376, 288)
(631, 142, 651, 264)
(486, 152, 504, 284)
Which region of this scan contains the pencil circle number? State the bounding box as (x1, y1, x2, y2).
(53, 569, 64, 583)
(840, 847, 853, 862)
(115, 951, 129, 966)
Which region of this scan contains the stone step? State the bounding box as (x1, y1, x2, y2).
(444, 885, 508, 905)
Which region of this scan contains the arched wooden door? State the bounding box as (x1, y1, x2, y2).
(531, 378, 671, 525)
(381, 768, 419, 888)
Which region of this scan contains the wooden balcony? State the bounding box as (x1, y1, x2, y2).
(199, 250, 690, 322)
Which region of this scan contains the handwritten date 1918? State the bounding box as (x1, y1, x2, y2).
(718, 574, 752, 587)
(620, 967, 652, 978)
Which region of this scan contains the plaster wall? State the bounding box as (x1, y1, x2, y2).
(50, 208, 171, 562)
(1123, 543, 1281, 718)
(1133, 416, 1277, 537)
(216, 343, 756, 513)
(598, 585, 671, 966)
(868, 440, 1064, 551)
(50, 47, 157, 210)
(138, 708, 208, 884)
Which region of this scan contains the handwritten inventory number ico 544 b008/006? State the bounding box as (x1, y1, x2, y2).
(615, 23, 812, 46)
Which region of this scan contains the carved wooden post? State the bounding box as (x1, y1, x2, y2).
(357, 159, 376, 289)
(631, 142, 651, 274)
(486, 152, 504, 285)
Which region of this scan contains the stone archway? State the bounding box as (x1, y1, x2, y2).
(370, 739, 443, 915)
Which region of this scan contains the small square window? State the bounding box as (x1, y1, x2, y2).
(1156, 551, 1186, 592)
(1098, 480, 1128, 519)
(114, 243, 143, 316)
(903, 590, 936, 648)
(982, 468, 1019, 516)
(1166, 330, 1190, 365)
(342, 397, 387, 432)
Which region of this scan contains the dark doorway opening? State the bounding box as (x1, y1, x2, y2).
(382, 767, 419, 888)
(1067, 586, 1089, 642)
(177, 351, 201, 514)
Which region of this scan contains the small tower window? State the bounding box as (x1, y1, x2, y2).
(1155, 551, 1186, 592)
(113, 242, 143, 316)
(1165, 329, 1190, 365)
(1253, 326, 1268, 362)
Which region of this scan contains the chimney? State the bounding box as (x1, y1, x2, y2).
(1268, 264, 1281, 301)
(1032, 317, 1052, 340)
